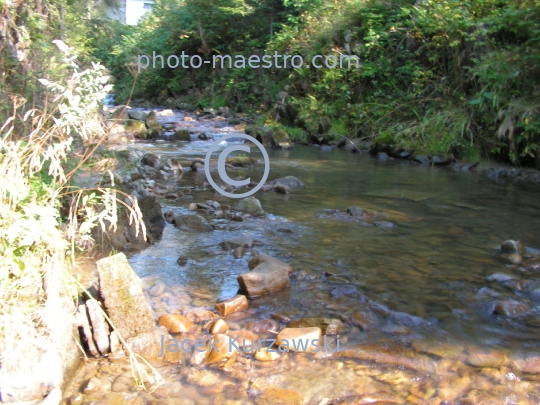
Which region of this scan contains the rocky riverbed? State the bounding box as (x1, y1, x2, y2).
(64, 106, 540, 405)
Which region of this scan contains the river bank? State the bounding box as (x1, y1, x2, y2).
(62, 106, 540, 404)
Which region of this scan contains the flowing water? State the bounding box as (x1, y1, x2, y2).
(70, 113, 540, 404)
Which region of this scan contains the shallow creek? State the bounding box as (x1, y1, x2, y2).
(69, 111, 540, 404)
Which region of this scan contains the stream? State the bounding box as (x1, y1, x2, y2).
(69, 110, 540, 404)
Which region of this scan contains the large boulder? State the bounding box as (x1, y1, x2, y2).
(267, 176, 304, 190)
(96, 253, 156, 340)
(172, 214, 213, 232)
(138, 196, 165, 240)
(128, 110, 149, 121)
(146, 111, 163, 138)
(237, 261, 291, 297)
(234, 196, 264, 216)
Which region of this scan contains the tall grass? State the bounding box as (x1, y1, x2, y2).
(0, 41, 154, 401)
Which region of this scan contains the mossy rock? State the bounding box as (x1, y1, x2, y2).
(226, 156, 258, 167)
(125, 119, 148, 139)
(172, 129, 190, 141)
(145, 111, 163, 137)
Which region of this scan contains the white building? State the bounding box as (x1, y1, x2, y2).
(105, 0, 155, 25)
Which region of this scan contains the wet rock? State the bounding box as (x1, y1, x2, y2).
(141, 153, 160, 168)
(348, 311, 375, 331)
(177, 255, 188, 265)
(254, 347, 281, 362)
(226, 156, 257, 167)
(228, 330, 259, 348)
(501, 240, 526, 254)
(233, 196, 264, 216)
(191, 161, 204, 171)
(507, 253, 523, 264)
(125, 119, 148, 139)
(215, 294, 249, 316)
(158, 314, 194, 333)
(146, 111, 163, 137)
(346, 206, 364, 217)
(172, 129, 190, 141)
(275, 327, 322, 353)
(491, 300, 531, 317)
(287, 318, 342, 335)
(96, 253, 155, 339)
(220, 236, 254, 249)
(125, 326, 173, 360)
(207, 319, 229, 334)
(273, 184, 290, 194)
(466, 350, 508, 368)
(205, 334, 239, 364)
(336, 343, 438, 373)
(172, 214, 213, 232)
(238, 261, 291, 298)
(85, 299, 110, 355)
(247, 319, 279, 333)
(431, 155, 452, 165)
(486, 273, 518, 283)
(233, 247, 246, 258)
(330, 285, 366, 300)
(248, 254, 293, 274)
(375, 221, 395, 229)
(528, 280, 540, 301)
(267, 176, 304, 190)
(509, 352, 540, 373)
(271, 313, 291, 323)
(138, 196, 165, 239)
(412, 154, 430, 165)
(257, 388, 303, 405)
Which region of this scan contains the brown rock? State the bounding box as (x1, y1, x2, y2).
(228, 330, 259, 348)
(208, 319, 229, 334)
(271, 313, 291, 323)
(248, 254, 293, 274)
(216, 294, 249, 316)
(509, 352, 540, 373)
(348, 312, 371, 331)
(205, 334, 239, 364)
(185, 308, 218, 323)
(492, 300, 531, 317)
(158, 314, 194, 333)
(247, 319, 280, 333)
(238, 261, 291, 298)
(96, 253, 155, 339)
(254, 347, 281, 362)
(257, 387, 303, 405)
(233, 247, 246, 258)
(287, 318, 342, 335)
(275, 327, 322, 353)
(466, 351, 508, 368)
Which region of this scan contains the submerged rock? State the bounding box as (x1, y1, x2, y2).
(287, 318, 342, 335)
(275, 327, 322, 353)
(254, 347, 281, 362)
(491, 299, 531, 317)
(96, 253, 155, 339)
(501, 240, 526, 254)
(207, 319, 229, 334)
(267, 176, 304, 190)
(172, 214, 213, 232)
(247, 319, 280, 333)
